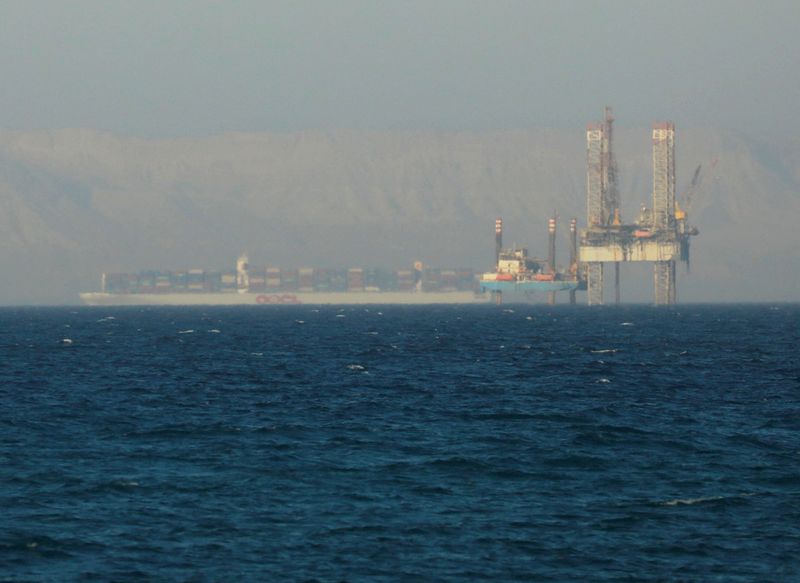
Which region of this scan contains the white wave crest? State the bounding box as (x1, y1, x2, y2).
(663, 495, 724, 506)
(662, 492, 756, 506)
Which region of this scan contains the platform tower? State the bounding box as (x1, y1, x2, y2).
(604, 108, 621, 304)
(586, 122, 605, 305)
(547, 216, 557, 305)
(495, 218, 503, 266)
(652, 122, 677, 305)
(569, 218, 578, 305)
(585, 107, 621, 305)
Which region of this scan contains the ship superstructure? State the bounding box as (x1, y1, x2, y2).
(479, 217, 581, 303)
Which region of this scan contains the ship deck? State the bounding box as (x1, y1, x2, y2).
(80, 291, 489, 306)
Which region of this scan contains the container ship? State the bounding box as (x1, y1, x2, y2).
(81, 218, 584, 306)
(80, 255, 488, 306)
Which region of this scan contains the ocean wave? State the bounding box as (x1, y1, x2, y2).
(2, 304, 798, 581)
(660, 492, 757, 506)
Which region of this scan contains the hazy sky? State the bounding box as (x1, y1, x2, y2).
(0, 0, 798, 137)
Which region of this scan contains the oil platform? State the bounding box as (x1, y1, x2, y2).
(579, 108, 699, 305)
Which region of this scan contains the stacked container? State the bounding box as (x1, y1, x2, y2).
(266, 267, 281, 291)
(298, 268, 314, 292)
(98, 261, 484, 296)
(422, 268, 442, 292)
(330, 270, 347, 292)
(172, 271, 188, 291)
(364, 268, 380, 292)
(155, 272, 172, 293)
(380, 269, 398, 291)
(441, 269, 457, 292)
(456, 269, 475, 291)
(138, 272, 156, 293)
(204, 271, 221, 292)
(396, 270, 416, 291)
(188, 269, 205, 292)
(249, 268, 266, 292)
(105, 273, 131, 293)
(347, 268, 364, 292)
(313, 268, 331, 292)
(221, 272, 237, 293)
(281, 269, 298, 291)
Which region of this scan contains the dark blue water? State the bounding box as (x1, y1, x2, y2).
(2, 305, 799, 581)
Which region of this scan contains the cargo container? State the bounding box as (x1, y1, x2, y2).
(281, 269, 299, 291)
(330, 270, 348, 292)
(220, 272, 237, 293)
(456, 269, 476, 291)
(396, 269, 416, 291)
(266, 267, 281, 291)
(347, 268, 364, 292)
(375, 269, 396, 291)
(85, 257, 490, 304)
(298, 267, 314, 292)
(172, 271, 188, 291)
(313, 268, 331, 292)
(155, 273, 172, 293)
(204, 272, 221, 292)
(247, 267, 266, 292)
(422, 268, 442, 292)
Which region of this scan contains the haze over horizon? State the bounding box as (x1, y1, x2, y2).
(1, 1, 798, 138)
(0, 1, 799, 303)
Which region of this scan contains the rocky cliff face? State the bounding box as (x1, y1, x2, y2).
(0, 128, 798, 303)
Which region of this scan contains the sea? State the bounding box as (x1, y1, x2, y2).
(1, 304, 798, 581)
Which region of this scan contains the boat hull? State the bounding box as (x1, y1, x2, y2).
(480, 280, 579, 293)
(79, 291, 489, 306)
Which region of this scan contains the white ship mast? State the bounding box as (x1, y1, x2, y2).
(236, 253, 250, 293)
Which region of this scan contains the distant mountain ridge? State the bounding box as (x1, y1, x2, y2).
(0, 127, 798, 303)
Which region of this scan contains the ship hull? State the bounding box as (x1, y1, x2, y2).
(80, 291, 489, 306)
(480, 280, 578, 293)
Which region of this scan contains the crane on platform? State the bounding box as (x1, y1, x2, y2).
(675, 163, 704, 271)
(676, 164, 701, 220)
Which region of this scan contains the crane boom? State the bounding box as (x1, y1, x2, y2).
(684, 164, 702, 215)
